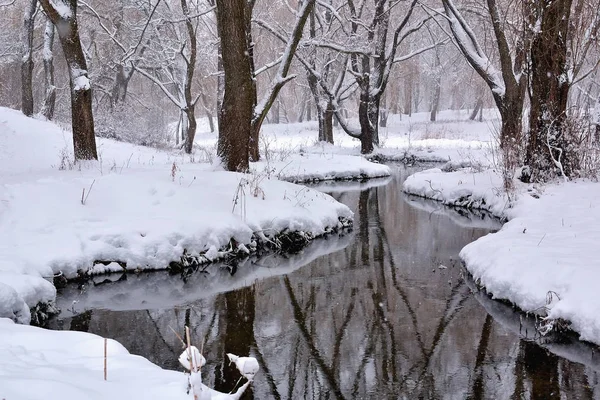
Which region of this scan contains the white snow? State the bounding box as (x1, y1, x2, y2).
(226, 353, 259, 380)
(0, 106, 359, 322)
(73, 74, 91, 91)
(460, 181, 600, 345)
(0, 318, 251, 399)
(192, 108, 498, 165)
(54, 232, 352, 316)
(403, 167, 509, 216)
(402, 150, 600, 345)
(253, 152, 391, 182)
(49, 0, 72, 19)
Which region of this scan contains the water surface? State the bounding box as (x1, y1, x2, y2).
(50, 166, 600, 399)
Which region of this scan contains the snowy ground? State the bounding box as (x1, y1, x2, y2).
(0, 318, 252, 400)
(193, 108, 498, 164)
(402, 160, 600, 346)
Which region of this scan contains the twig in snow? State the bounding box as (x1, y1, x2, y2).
(537, 233, 546, 246)
(81, 179, 96, 205)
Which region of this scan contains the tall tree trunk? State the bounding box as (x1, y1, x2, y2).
(21, 0, 37, 117)
(216, 0, 255, 171)
(181, 0, 198, 154)
(217, 43, 224, 117)
(39, 0, 98, 160)
(40, 17, 56, 120)
(324, 101, 334, 143)
(379, 93, 388, 127)
(526, 0, 574, 180)
(270, 99, 280, 124)
(359, 84, 374, 154)
(430, 74, 441, 122)
(469, 97, 483, 121)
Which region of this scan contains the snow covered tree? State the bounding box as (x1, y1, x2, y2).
(248, 0, 315, 161)
(527, 0, 574, 179)
(217, 0, 314, 169)
(40, 16, 56, 120)
(21, 0, 36, 117)
(39, 0, 98, 160)
(440, 0, 529, 184)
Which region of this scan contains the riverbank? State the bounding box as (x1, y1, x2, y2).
(0, 106, 395, 323)
(403, 164, 600, 346)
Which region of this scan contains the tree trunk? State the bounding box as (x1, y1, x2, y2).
(40, 18, 56, 120)
(21, 0, 36, 117)
(324, 101, 334, 143)
(270, 99, 280, 124)
(359, 84, 374, 154)
(184, 107, 197, 154)
(469, 97, 483, 121)
(430, 74, 441, 122)
(526, 0, 574, 180)
(368, 95, 380, 146)
(216, 0, 255, 171)
(181, 0, 198, 154)
(40, 0, 98, 160)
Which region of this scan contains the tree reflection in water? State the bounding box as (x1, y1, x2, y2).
(52, 166, 600, 399)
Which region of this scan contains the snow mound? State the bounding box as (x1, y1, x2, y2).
(461, 181, 600, 345)
(402, 167, 509, 216)
(0, 282, 30, 323)
(0, 318, 249, 399)
(253, 153, 391, 182)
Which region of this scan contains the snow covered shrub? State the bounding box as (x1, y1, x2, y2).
(57, 146, 75, 170)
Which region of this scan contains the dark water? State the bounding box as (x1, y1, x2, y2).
(49, 166, 600, 399)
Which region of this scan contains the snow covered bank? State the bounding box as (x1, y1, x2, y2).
(403, 163, 600, 345)
(0, 318, 251, 399)
(402, 166, 509, 216)
(54, 232, 352, 317)
(252, 152, 391, 183)
(0, 107, 359, 323)
(460, 181, 600, 345)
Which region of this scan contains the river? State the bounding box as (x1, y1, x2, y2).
(48, 165, 600, 399)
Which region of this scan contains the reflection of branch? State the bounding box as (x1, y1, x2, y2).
(286, 336, 302, 398)
(283, 276, 345, 400)
(332, 288, 357, 376)
(251, 339, 282, 399)
(145, 309, 177, 355)
(468, 314, 493, 399)
(350, 317, 379, 397)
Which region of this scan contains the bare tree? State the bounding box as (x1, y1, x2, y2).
(248, 0, 316, 161)
(217, 0, 315, 168)
(21, 0, 36, 116)
(215, 0, 256, 171)
(527, 0, 574, 179)
(39, 0, 98, 160)
(439, 0, 529, 185)
(40, 16, 56, 120)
